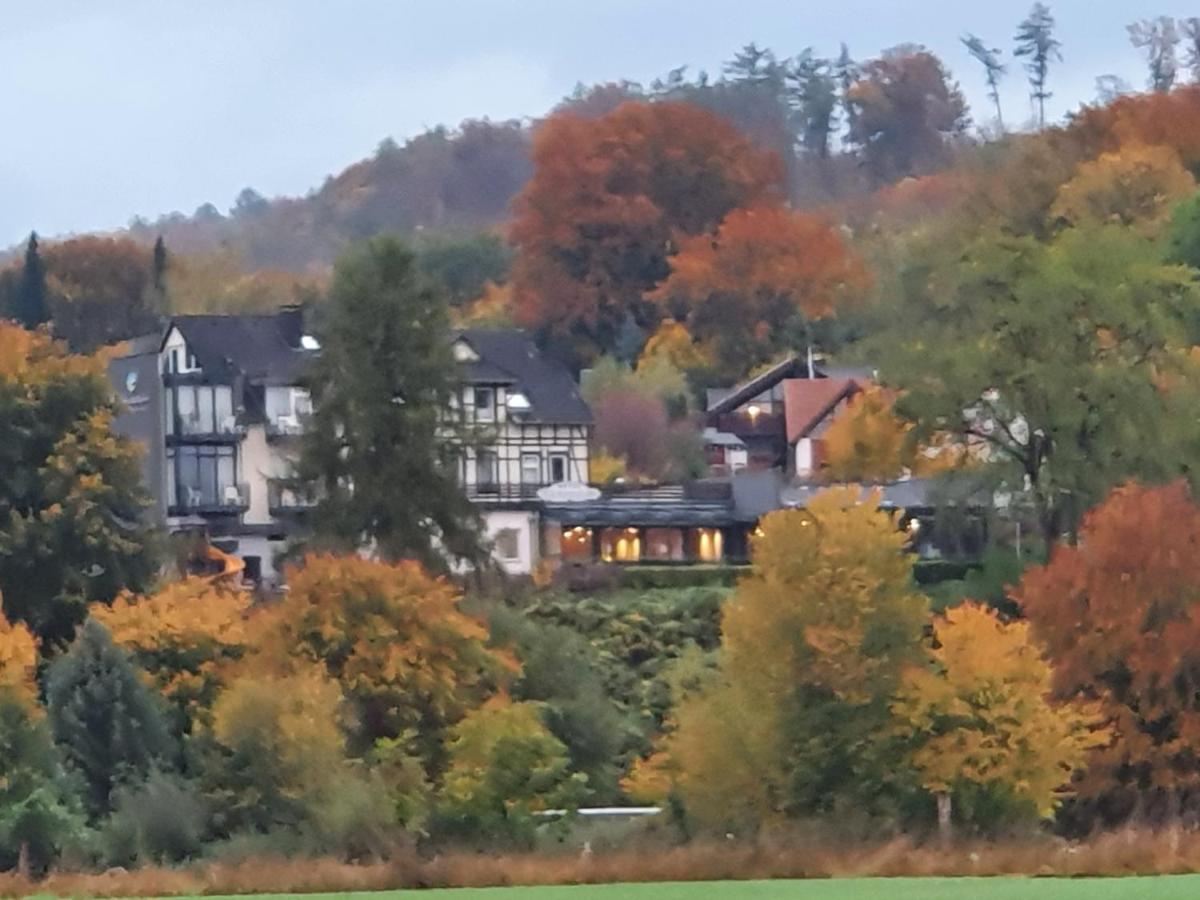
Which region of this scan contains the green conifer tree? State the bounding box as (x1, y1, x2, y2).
(45, 620, 175, 820)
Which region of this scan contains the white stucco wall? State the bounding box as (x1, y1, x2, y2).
(483, 509, 541, 575)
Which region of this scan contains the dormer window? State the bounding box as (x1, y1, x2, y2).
(507, 392, 531, 414)
(474, 387, 495, 422)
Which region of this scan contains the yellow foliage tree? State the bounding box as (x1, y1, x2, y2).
(1051, 144, 1195, 232)
(208, 665, 350, 829)
(269, 555, 516, 757)
(892, 603, 1109, 834)
(669, 488, 929, 826)
(92, 577, 253, 731)
(588, 450, 628, 485)
(822, 385, 913, 482)
(437, 698, 589, 842)
(0, 604, 38, 707)
(636, 319, 713, 374)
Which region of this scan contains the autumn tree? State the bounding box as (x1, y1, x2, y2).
(1129, 16, 1180, 93)
(1016, 482, 1200, 826)
(45, 620, 175, 820)
(0, 324, 158, 647)
(668, 489, 928, 827)
(1050, 144, 1195, 232)
(0, 608, 37, 707)
(650, 206, 867, 375)
(92, 578, 253, 734)
(962, 34, 1007, 130)
(510, 100, 782, 363)
(38, 236, 162, 352)
(295, 236, 483, 568)
(1014, 3, 1062, 128)
(636, 319, 714, 376)
(267, 555, 513, 764)
(846, 47, 969, 183)
(893, 603, 1106, 836)
(822, 385, 912, 483)
(884, 225, 1200, 548)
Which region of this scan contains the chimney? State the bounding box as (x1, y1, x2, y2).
(278, 304, 303, 349)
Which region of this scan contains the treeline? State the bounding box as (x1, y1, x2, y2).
(98, 4, 1132, 275)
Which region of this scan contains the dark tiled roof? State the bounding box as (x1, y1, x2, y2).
(454, 328, 592, 425)
(706, 356, 826, 416)
(781, 478, 977, 512)
(168, 314, 314, 385)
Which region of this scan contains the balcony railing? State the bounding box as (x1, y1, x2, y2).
(465, 482, 544, 501)
(268, 480, 320, 514)
(266, 414, 307, 439)
(171, 414, 244, 441)
(169, 482, 250, 515)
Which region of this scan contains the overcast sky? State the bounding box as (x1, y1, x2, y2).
(1, 1, 1187, 244)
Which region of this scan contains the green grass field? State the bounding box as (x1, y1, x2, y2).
(203, 875, 1200, 899)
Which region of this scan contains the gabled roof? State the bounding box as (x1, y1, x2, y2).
(784, 378, 860, 444)
(166, 314, 314, 385)
(453, 328, 592, 425)
(706, 356, 825, 416)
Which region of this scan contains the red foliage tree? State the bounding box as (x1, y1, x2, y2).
(509, 100, 783, 363)
(1015, 481, 1200, 825)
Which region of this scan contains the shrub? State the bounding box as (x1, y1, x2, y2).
(101, 769, 205, 866)
(617, 565, 746, 590)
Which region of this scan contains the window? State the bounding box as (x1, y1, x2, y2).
(474, 387, 495, 422)
(173, 445, 237, 508)
(494, 528, 521, 561)
(521, 453, 542, 486)
(173, 385, 235, 434)
(476, 450, 499, 492)
(550, 454, 568, 483)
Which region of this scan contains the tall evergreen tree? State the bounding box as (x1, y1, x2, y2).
(151, 236, 168, 293)
(1128, 16, 1180, 93)
(1014, 3, 1062, 128)
(45, 620, 175, 820)
(962, 34, 1007, 131)
(834, 44, 859, 145)
(13, 232, 47, 329)
(295, 235, 484, 568)
(788, 50, 839, 158)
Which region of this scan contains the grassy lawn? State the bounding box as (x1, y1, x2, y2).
(204, 874, 1200, 899)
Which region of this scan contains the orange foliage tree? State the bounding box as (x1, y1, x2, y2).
(92, 577, 253, 732)
(650, 206, 867, 374)
(267, 555, 515, 761)
(0, 605, 38, 707)
(510, 100, 782, 363)
(1050, 144, 1195, 232)
(1015, 481, 1200, 825)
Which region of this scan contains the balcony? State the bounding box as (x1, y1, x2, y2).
(465, 482, 544, 502)
(268, 480, 320, 515)
(169, 414, 244, 444)
(169, 482, 250, 516)
(266, 414, 307, 440)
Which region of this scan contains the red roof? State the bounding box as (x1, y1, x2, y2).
(783, 378, 860, 444)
